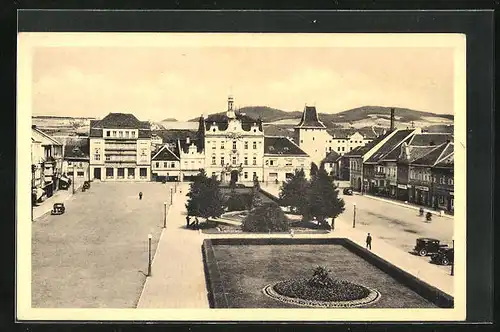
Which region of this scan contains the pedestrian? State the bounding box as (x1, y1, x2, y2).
(139, 191, 143, 200)
(195, 217, 199, 229)
(366, 233, 372, 250)
(186, 215, 190, 228)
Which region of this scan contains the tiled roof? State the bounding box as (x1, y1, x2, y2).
(179, 138, 204, 154)
(323, 150, 341, 163)
(408, 133, 453, 146)
(365, 129, 415, 163)
(380, 135, 414, 161)
(91, 113, 150, 130)
(152, 145, 180, 161)
(295, 106, 326, 128)
(345, 132, 390, 157)
(155, 129, 198, 143)
(411, 142, 450, 167)
(205, 113, 263, 132)
(435, 152, 454, 168)
(264, 136, 308, 156)
(326, 127, 378, 139)
(64, 144, 89, 159)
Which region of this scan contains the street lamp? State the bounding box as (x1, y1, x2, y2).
(451, 238, 454, 276)
(72, 165, 75, 194)
(170, 187, 173, 205)
(163, 202, 167, 228)
(147, 234, 152, 276)
(353, 203, 357, 228)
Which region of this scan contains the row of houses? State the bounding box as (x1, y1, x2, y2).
(340, 128, 454, 213)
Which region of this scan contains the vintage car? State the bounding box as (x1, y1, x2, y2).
(430, 247, 454, 265)
(413, 237, 448, 256)
(83, 181, 91, 189)
(343, 187, 353, 195)
(50, 203, 65, 215)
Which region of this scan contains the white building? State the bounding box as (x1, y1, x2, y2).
(151, 142, 181, 181)
(89, 113, 152, 181)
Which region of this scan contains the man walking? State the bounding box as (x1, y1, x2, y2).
(366, 233, 372, 250)
(139, 191, 143, 200)
(186, 215, 190, 228)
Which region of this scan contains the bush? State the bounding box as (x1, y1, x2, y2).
(225, 193, 252, 212)
(242, 201, 289, 232)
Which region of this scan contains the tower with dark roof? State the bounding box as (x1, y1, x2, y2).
(294, 105, 330, 166)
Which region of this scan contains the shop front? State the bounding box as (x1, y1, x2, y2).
(414, 185, 430, 207)
(396, 183, 409, 201)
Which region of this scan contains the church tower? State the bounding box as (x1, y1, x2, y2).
(227, 95, 235, 119)
(294, 105, 329, 167)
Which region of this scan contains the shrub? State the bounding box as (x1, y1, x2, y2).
(242, 201, 289, 232)
(225, 193, 252, 212)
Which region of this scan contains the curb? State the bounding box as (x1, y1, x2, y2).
(356, 193, 454, 219)
(32, 183, 83, 221)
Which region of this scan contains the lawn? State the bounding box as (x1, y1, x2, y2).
(31, 181, 174, 308)
(208, 243, 438, 308)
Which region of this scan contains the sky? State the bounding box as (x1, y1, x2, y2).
(30, 42, 456, 122)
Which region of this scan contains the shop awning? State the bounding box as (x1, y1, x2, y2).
(34, 188, 45, 199)
(60, 176, 70, 183)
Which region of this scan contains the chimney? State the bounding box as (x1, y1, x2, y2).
(186, 137, 191, 145)
(390, 108, 395, 131)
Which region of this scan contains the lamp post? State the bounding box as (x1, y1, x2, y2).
(163, 202, 167, 228)
(170, 187, 173, 205)
(451, 238, 454, 276)
(72, 165, 75, 194)
(353, 203, 356, 228)
(147, 234, 152, 276)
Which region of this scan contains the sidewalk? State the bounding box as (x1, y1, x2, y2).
(137, 183, 210, 308)
(32, 181, 84, 220)
(357, 193, 454, 219)
(334, 215, 454, 297)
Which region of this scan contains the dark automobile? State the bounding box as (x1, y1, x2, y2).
(343, 187, 353, 195)
(430, 248, 454, 265)
(236, 183, 246, 188)
(413, 237, 448, 256)
(83, 181, 91, 189)
(50, 203, 65, 215)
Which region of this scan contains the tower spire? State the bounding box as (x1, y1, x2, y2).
(227, 94, 235, 118)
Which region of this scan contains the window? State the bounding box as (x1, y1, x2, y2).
(232, 156, 237, 165)
(117, 168, 125, 179)
(68, 161, 72, 166)
(270, 160, 274, 166)
(213, 128, 216, 132)
(440, 176, 445, 184)
(67, 171, 74, 176)
(77, 171, 84, 177)
(171, 162, 175, 168)
(253, 157, 257, 165)
(155, 162, 160, 168)
(338, 147, 341, 152)
(313, 137, 315, 141)
(163, 162, 168, 168)
(119, 131, 123, 138)
(244, 172, 248, 179)
(244, 157, 248, 165)
(125, 131, 129, 138)
(439, 196, 445, 204)
(131, 131, 136, 138)
(300, 140, 303, 143)
(221, 156, 225, 165)
(184, 161, 188, 166)
(350, 147, 353, 151)
(221, 142, 225, 150)
(95, 154, 100, 161)
(253, 172, 257, 179)
(106, 168, 114, 178)
(329, 147, 332, 151)
(212, 172, 216, 178)
(342, 147, 345, 152)
(106, 155, 111, 161)
(78, 162, 83, 167)
(128, 168, 135, 178)
(244, 141, 248, 149)
(212, 142, 216, 149)
(113, 131, 117, 137)
(285, 159, 292, 166)
(253, 141, 257, 149)
(140, 168, 147, 178)
(106, 131, 110, 137)
(448, 178, 454, 185)
(233, 141, 237, 150)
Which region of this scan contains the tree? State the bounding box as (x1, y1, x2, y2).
(307, 167, 345, 230)
(310, 162, 319, 177)
(279, 168, 309, 215)
(251, 175, 263, 209)
(186, 170, 225, 221)
(242, 201, 289, 232)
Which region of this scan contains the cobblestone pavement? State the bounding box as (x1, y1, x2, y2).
(31, 181, 174, 308)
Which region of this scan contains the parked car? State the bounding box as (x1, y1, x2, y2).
(413, 237, 448, 256)
(50, 203, 65, 215)
(83, 181, 91, 190)
(236, 183, 246, 188)
(430, 247, 454, 265)
(343, 187, 353, 195)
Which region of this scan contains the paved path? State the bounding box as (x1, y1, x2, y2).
(137, 183, 210, 308)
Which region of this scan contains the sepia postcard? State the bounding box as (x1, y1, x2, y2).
(17, 32, 466, 321)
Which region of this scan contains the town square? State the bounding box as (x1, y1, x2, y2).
(19, 33, 464, 319)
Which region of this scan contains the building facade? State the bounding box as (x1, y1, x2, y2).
(89, 113, 152, 181)
(151, 142, 181, 181)
(31, 126, 63, 201)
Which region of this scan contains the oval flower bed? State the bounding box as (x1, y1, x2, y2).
(263, 266, 381, 308)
